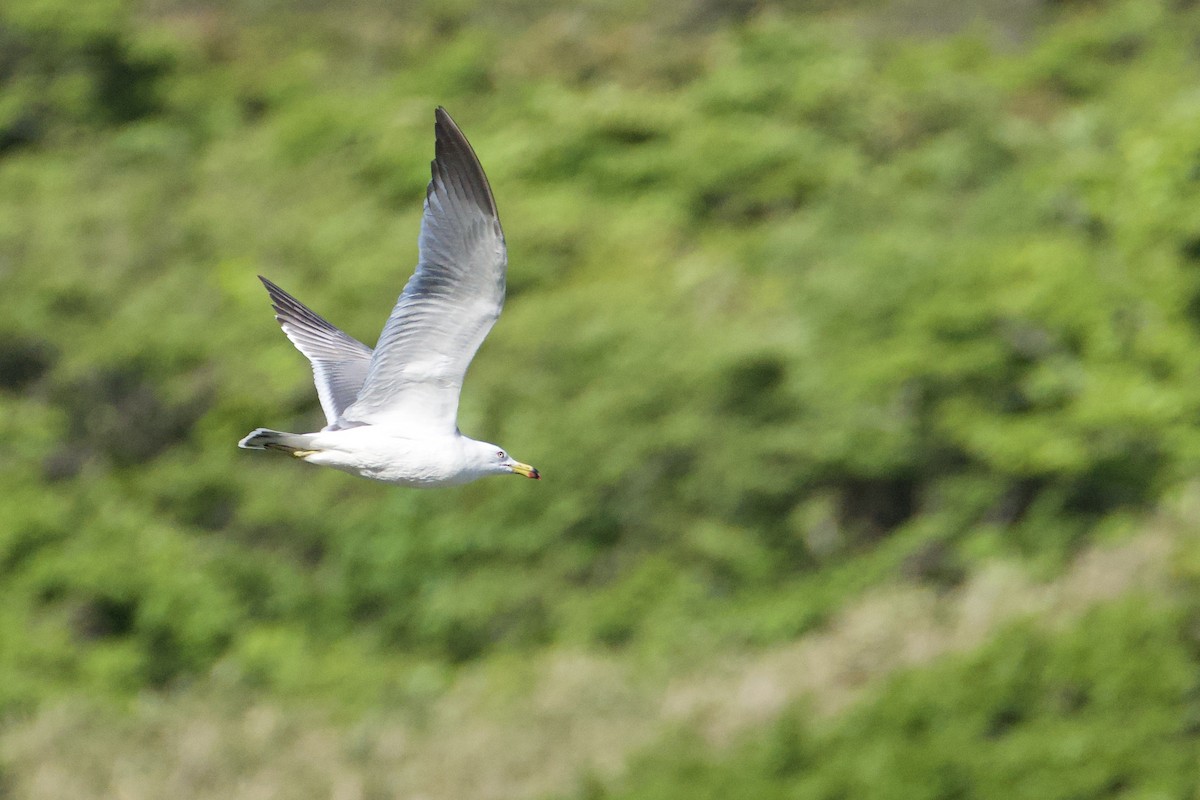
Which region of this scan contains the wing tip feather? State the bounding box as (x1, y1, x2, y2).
(430, 107, 499, 220)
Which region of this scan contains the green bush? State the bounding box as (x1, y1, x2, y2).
(579, 598, 1200, 799)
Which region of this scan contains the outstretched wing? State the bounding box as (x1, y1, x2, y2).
(259, 275, 373, 427)
(339, 107, 507, 436)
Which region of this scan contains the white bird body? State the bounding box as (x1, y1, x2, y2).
(295, 427, 513, 487)
(238, 108, 539, 487)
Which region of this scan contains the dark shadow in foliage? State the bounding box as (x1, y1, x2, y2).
(569, 446, 697, 557)
(70, 594, 137, 641)
(1178, 232, 1200, 265)
(1062, 435, 1163, 516)
(430, 598, 553, 664)
(985, 476, 1045, 525)
(0, 13, 171, 157)
(208, 554, 285, 622)
(983, 701, 1025, 739)
(0, 28, 43, 152)
(233, 522, 328, 567)
(525, 121, 665, 189)
(0, 114, 43, 154)
(900, 539, 966, 590)
(736, 484, 812, 568)
(239, 93, 270, 123)
(0, 523, 67, 575)
(441, 619, 489, 664)
(1177, 230, 1200, 334)
(54, 364, 210, 468)
(1184, 288, 1200, 332)
(719, 355, 792, 423)
(763, 707, 814, 777)
(593, 122, 664, 147)
(41, 447, 85, 482)
(475, 598, 553, 659)
(835, 475, 919, 545)
(86, 35, 169, 125)
(691, 186, 806, 226)
(680, 0, 760, 30)
(0, 334, 55, 392)
(49, 287, 100, 319)
(564, 496, 624, 552)
(142, 625, 194, 688)
(172, 481, 241, 532)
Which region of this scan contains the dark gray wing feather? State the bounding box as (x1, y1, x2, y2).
(259, 275, 373, 427)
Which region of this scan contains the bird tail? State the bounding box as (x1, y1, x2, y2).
(238, 428, 319, 457)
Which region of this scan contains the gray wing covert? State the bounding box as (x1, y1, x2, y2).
(259, 275, 373, 427)
(339, 107, 507, 436)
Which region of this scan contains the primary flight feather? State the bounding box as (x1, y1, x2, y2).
(238, 107, 540, 487)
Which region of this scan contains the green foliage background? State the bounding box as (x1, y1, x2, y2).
(2, 0, 1200, 796)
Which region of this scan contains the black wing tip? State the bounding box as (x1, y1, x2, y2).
(257, 274, 289, 311)
(257, 275, 312, 325)
(430, 106, 499, 219)
(255, 275, 363, 349)
(259, 275, 290, 302)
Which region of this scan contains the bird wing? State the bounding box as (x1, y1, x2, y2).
(338, 107, 507, 436)
(259, 275, 374, 428)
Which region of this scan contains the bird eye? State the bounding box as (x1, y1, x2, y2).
(497, 450, 506, 459)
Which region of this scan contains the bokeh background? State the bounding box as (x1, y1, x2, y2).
(3, 0, 1200, 796)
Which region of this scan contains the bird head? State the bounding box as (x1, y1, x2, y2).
(472, 439, 540, 480)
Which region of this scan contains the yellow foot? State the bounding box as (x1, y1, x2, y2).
(291, 449, 318, 458)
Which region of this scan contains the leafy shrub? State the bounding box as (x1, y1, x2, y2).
(577, 598, 1200, 800)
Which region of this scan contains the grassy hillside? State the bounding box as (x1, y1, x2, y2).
(3, 0, 1200, 796)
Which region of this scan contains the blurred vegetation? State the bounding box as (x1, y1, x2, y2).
(3, 0, 1200, 795)
(575, 595, 1200, 800)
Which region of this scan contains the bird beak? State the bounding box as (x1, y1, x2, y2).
(509, 461, 540, 480)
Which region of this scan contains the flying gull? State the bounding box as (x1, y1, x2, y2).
(238, 107, 540, 487)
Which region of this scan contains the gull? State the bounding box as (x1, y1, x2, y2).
(238, 107, 540, 487)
